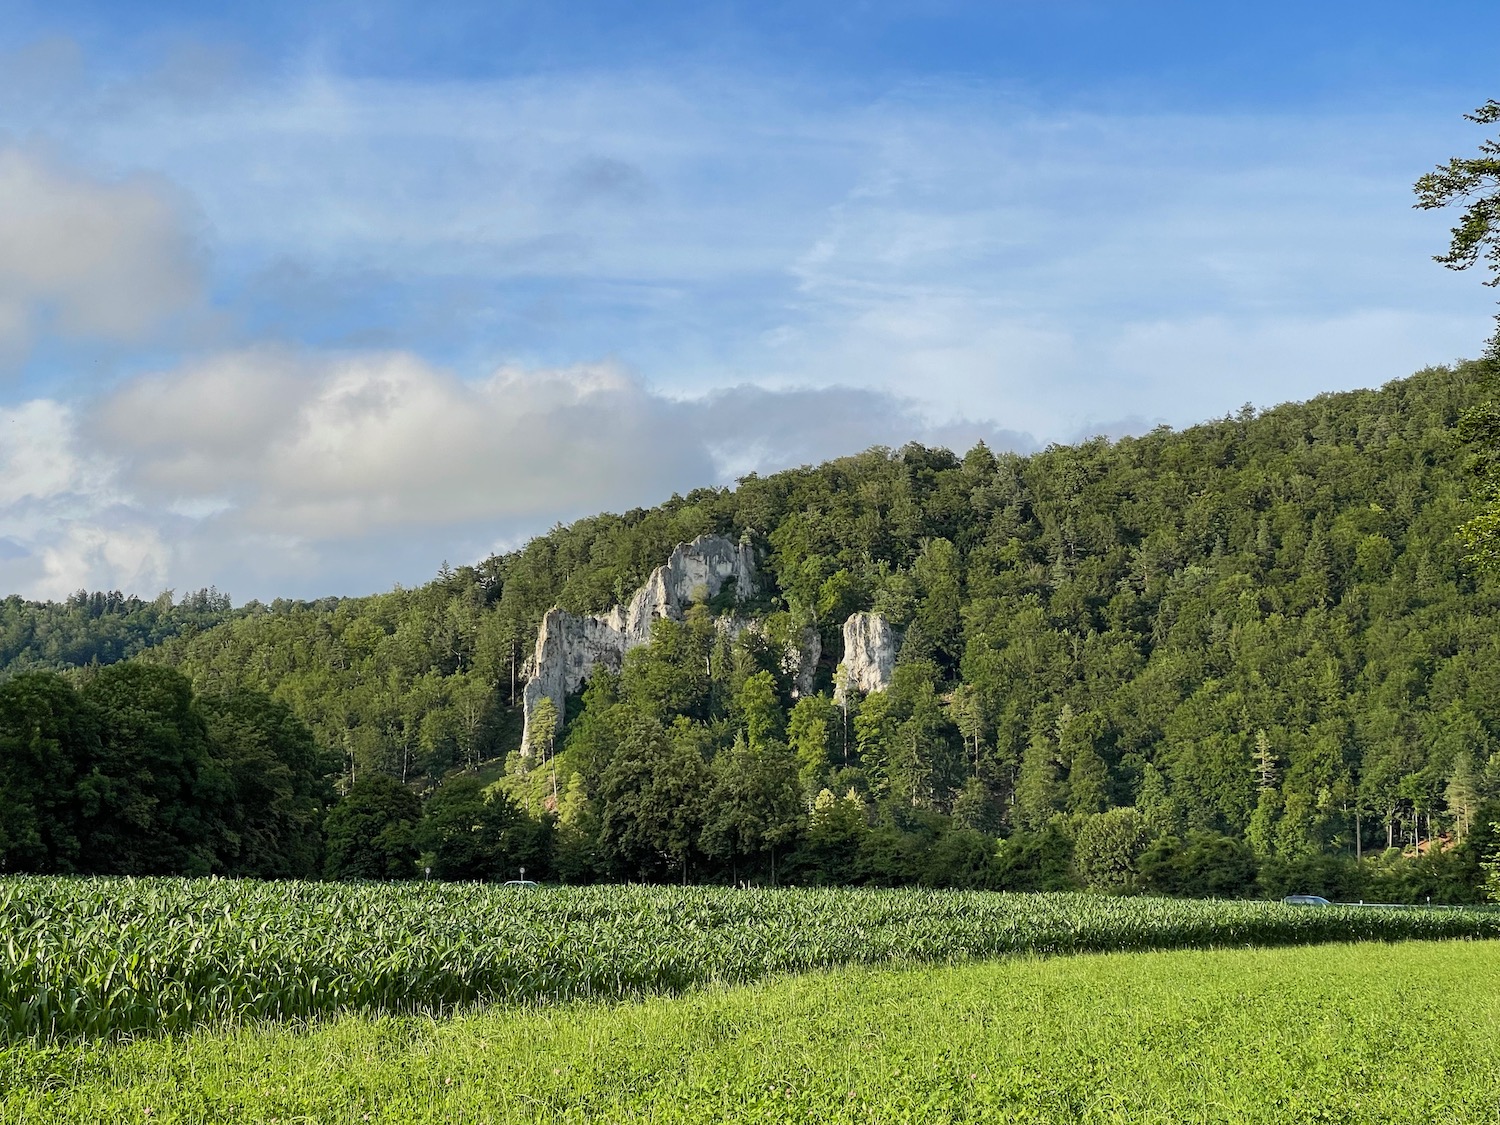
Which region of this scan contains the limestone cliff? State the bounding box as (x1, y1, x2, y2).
(834, 610, 901, 701)
(784, 625, 822, 698)
(521, 535, 757, 752)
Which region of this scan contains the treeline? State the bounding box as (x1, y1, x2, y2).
(0, 588, 240, 673)
(8, 657, 1488, 906)
(6, 361, 1500, 899)
(3, 658, 1493, 902)
(0, 666, 329, 877)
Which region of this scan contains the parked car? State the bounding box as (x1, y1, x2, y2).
(503, 879, 539, 888)
(1281, 894, 1332, 906)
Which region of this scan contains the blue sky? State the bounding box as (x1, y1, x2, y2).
(1, 1, 1497, 600)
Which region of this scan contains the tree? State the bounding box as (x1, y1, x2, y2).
(417, 776, 489, 879)
(793, 788, 868, 884)
(946, 683, 986, 777)
(992, 823, 1076, 892)
(1139, 831, 1259, 898)
(912, 537, 964, 671)
(1135, 762, 1182, 839)
(598, 714, 710, 881)
(200, 688, 330, 879)
(1014, 716, 1066, 832)
(324, 773, 421, 879)
(1074, 807, 1149, 892)
(554, 771, 605, 883)
(0, 671, 93, 872)
(418, 776, 549, 881)
(700, 732, 803, 881)
(736, 671, 784, 750)
(526, 694, 561, 807)
(1416, 101, 1500, 567)
(1415, 101, 1500, 345)
(1445, 751, 1487, 844)
(921, 827, 996, 889)
(78, 663, 226, 876)
(788, 694, 838, 793)
(1481, 818, 1500, 903)
(951, 776, 1002, 835)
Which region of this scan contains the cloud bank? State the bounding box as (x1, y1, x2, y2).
(1, 350, 1033, 600)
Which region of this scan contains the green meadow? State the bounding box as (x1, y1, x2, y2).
(2, 939, 1496, 1124)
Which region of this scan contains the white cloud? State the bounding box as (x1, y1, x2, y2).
(90, 351, 710, 537)
(0, 145, 203, 363)
(91, 348, 1034, 535)
(0, 348, 1034, 600)
(4, 64, 1491, 434)
(35, 524, 171, 600)
(0, 399, 98, 505)
(0, 395, 165, 598)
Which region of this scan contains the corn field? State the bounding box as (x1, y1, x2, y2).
(3, 877, 1498, 1042)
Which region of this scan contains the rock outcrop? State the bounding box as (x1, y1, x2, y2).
(521, 535, 757, 752)
(834, 610, 901, 701)
(784, 627, 822, 699)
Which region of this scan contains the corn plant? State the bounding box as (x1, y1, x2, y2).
(3, 877, 1498, 1042)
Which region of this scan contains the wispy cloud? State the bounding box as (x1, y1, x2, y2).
(0, 34, 1493, 598)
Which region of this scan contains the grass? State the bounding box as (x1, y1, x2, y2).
(2, 939, 1496, 1123)
(8, 876, 1500, 1041)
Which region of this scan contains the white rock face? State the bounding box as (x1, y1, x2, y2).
(712, 615, 821, 699)
(622, 535, 757, 643)
(521, 535, 757, 752)
(784, 626, 822, 698)
(834, 611, 900, 701)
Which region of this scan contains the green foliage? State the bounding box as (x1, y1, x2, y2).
(1074, 807, 1150, 891)
(0, 588, 236, 674)
(416, 777, 550, 882)
(323, 774, 422, 880)
(1139, 831, 1259, 898)
(1414, 101, 1500, 320)
(0, 672, 92, 873)
(787, 693, 839, 792)
(0, 669, 330, 880)
(1416, 102, 1500, 568)
(77, 663, 224, 876)
(597, 715, 711, 880)
(993, 823, 1076, 891)
(199, 689, 332, 879)
(791, 789, 868, 884)
(144, 572, 511, 786)
(1483, 819, 1500, 903)
(700, 734, 802, 879)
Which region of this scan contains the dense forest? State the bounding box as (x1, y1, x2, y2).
(0, 587, 241, 672)
(4, 361, 1500, 901)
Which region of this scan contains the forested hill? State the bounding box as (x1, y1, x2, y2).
(5, 360, 1500, 896)
(0, 587, 242, 673)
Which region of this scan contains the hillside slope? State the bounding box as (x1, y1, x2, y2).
(8, 361, 1500, 892)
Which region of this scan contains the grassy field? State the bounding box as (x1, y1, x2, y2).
(2, 939, 1496, 1123)
(5, 877, 1500, 1041)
